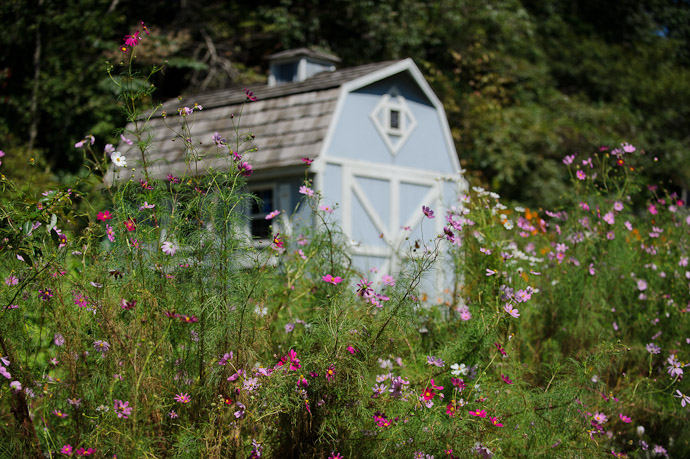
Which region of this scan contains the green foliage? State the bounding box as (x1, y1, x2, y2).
(0, 24, 689, 459)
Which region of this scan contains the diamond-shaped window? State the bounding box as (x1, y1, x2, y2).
(369, 92, 417, 156)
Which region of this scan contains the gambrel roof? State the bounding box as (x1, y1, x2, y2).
(120, 60, 400, 180)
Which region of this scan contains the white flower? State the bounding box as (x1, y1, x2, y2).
(451, 363, 468, 376)
(161, 241, 177, 256)
(111, 151, 127, 168)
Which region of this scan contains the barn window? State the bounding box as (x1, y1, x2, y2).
(370, 91, 417, 156)
(389, 109, 400, 130)
(249, 188, 275, 240)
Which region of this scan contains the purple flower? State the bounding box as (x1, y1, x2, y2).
(93, 340, 110, 353)
(422, 205, 435, 219)
(646, 343, 661, 354)
(426, 355, 445, 367)
(284, 323, 294, 333)
(54, 334, 65, 346)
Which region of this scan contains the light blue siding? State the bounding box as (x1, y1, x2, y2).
(328, 73, 455, 173)
(355, 176, 390, 231)
(352, 193, 387, 247)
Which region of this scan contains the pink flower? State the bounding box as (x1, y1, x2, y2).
(603, 212, 615, 225)
(504, 303, 520, 318)
(301, 158, 314, 165)
(114, 399, 133, 419)
(622, 142, 636, 153)
(120, 134, 133, 145)
(619, 413, 632, 423)
(75, 447, 95, 456)
(593, 412, 608, 424)
(265, 210, 281, 220)
(648, 204, 658, 215)
(422, 205, 435, 219)
(469, 409, 487, 417)
(576, 170, 586, 180)
(381, 274, 396, 286)
(60, 444, 73, 455)
(322, 274, 343, 285)
(174, 393, 191, 403)
(501, 374, 513, 384)
(563, 154, 575, 165)
(299, 185, 314, 196)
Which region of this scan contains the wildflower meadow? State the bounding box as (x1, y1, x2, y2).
(0, 27, 688, 459)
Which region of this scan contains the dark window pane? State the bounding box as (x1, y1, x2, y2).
(390, 109, 400, 130)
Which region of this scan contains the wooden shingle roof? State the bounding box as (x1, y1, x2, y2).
(119, 60, 399, 180)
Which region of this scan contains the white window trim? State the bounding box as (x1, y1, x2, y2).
(369, 88, 417, 156)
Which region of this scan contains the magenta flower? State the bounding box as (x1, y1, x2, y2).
(301, 157, 314, 165)
(422, 205, 435, 219)
(75, 447, 95, 456)
(53, 409, 69, 418)
(114, 399, 133, 419)
(619, 413, 632, 423)
(469, 409, 487, 417)
(576, 170, 586, 180)
(174, 393, 191, 403)
(244, 87, 257, 102)
(501, 374, 513, 384)
(322, 274, 343, 285)
(124, 30, 141, 47)
(169, 410, 178, 418)
(238, 161, 253, 177)
(356, 278, 374, 297)
(326, 364, 336, 382)
(489, 416, 504, 427)
(563, 154, 575, 165)
(97, 211, 113, 221)
(60, 444, 73, 455)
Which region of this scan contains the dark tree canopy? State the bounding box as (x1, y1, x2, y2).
(1, 0, 688, 206)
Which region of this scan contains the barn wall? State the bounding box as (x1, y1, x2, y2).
(327, 72, 456, 174)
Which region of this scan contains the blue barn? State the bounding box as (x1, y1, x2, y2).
(115, 48, 467, 299)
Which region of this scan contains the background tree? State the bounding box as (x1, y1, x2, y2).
(1, 0, 688, 207)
